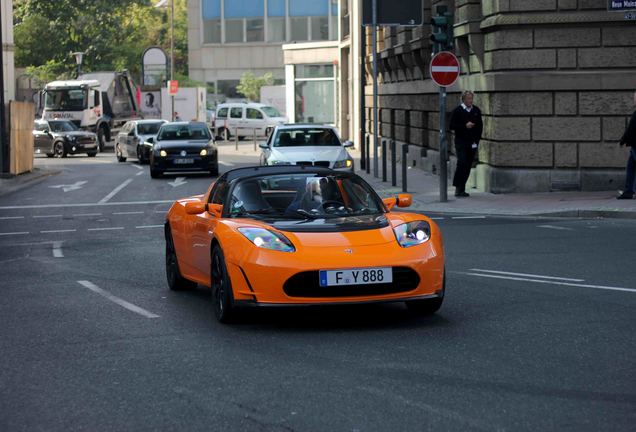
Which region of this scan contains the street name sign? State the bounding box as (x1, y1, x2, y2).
(607, 0, 636, 11)
(430, 52, 460, 87)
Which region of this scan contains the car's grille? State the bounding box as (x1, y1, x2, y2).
(77, 137, 95, 144)
(283, 267, 420, 298)
(296, 161, 330, 168)
(167, 149, 199, 156)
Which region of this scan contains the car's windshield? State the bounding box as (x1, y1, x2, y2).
(229, 173, 384, 219)
(157, 123, 211, 141)
(48, 120, 79, 132)
(137, 122, 164, 135)
(273, 128, 340, 147)
(261, 106, 281, 117)
(44, 88, 87, 111)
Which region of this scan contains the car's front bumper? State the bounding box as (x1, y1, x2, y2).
(151, 153, 217, 172)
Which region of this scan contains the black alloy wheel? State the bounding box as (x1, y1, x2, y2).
(53, 141, 67, 158)
(166, 228, 197, 291)
(405, 269, 445, 315)
(211, 245, 236, 323)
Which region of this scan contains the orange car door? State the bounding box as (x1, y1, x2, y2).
(190, 212, 217, 283)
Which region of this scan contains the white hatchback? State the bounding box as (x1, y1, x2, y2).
(259, 125, 354, 172)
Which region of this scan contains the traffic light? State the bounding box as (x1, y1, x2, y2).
(430, 9, 454, 53)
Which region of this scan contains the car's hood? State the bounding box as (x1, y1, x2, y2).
(271, 146, 348, 162)
(52, 131, 96, 138)
(138, 134, 158, 143)
(155, 140, 211, 150)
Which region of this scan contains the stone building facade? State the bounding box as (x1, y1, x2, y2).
(365, 0, 636, 192)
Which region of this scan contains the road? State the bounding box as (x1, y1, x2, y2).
(1, 144, 635, 431)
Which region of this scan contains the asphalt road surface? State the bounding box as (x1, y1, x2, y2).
(1, 144, 635, 431)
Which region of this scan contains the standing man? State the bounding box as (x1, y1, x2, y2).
(450, 91, 483, 197)
(617, 90, 636, 199)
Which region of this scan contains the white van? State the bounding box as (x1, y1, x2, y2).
(214, 102, 287, 141)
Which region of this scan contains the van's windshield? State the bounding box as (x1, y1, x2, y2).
(261, 106, 282, 118)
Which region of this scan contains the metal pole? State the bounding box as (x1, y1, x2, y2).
(371, 0, 379, 178)
(390, 140, 396, 187)
(381, 139, 387, 182)
(170, 0, 175, 122)
(253, 128, 257, 152)
(0, 2, 8, 176)
(439, 86, 448, 202)
(365, 134, 370, 174)
(402, 144, 408, 192)
(360, 22, 366, 172)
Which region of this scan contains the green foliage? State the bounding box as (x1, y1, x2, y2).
(14, 0, 190, 84)
(236, 72, 275, 102)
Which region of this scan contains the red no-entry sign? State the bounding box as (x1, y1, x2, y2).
(430, 51, 460, 87)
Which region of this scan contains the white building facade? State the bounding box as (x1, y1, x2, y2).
(2, 0, 15, 102)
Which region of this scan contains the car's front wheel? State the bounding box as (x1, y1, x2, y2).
(53, 141, 67, 158)
(211, 245, 236, 323)
(166, 228, 197, 291)
(116, 144, 126, 162)
(150, 166, 162, 178)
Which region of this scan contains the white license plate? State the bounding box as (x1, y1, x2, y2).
(174, 158, 194, 164)
(319, 267, 392, 287)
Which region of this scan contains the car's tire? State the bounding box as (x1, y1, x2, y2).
(150, 167, 162, 178)
(221, 127, 230, 141)
(53, 141, 67, 158)
(406, 270, 445, 316)
(97, 126, 107, 152)
(86, 152, 97, 157)
(115, 144, 126, 162)
(209, 162, 219, 177)
(211, 244, 236, 323)
(136, 146, 146, 164)
(166, 228, 197, 291)
(45, 153, 54, 158)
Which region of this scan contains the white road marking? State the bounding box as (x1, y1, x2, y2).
(73, 213, 102, 217)
(0, 232, 29, 236)
(33, 214, 63, 218)
(219, 161, 235, 167)
(452, 216, 486, 220)
(77, 280, 160, 318)
(113, 211, 144, 215)
(168, 177, 188, 188)
(136, 225, 163, 229)
(469, 268, 585, 282)
(0, 216, 24, 220)
(132, 164, 143, 170)
(87, 227, 125, 231)
(136, 171, 144, 176)
(49, 181, 88, 193)
(154, 210, 168, 213)
(0, 200, 174, 210)
(429, 217, 444, 220)
(98, 178, 134, 204)
(537, 225, 574, 231)
(461, 272, 636, 294)
(52, 241, 64, 258)
(41, 229, 76, 234)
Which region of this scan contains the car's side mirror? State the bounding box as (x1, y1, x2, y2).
(146, 137, 154, 143)
(383, 194, 412, 210)
(43, 129, 49, 134)
(343, 140, 354, 148)
(128, 131, 135, 136)
(208, 203, 223, 218)
(185, 201, 206, 215)
(258, 142, 269, 149)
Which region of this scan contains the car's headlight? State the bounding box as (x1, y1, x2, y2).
(333, 158, 353, 169)
(67, 136, 76, 142)
(238, 227, 295, 252)
(393, 221, 431, 247)
(200, 149, 208, 156)
(159, 150, 167, 157)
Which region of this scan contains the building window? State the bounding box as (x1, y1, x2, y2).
(218, 80, 241, 98)
(202, 0, 221, 43)
(267, 0, 286, 42)
(294, 64, 335, 124)
(223, 0, 264, 43)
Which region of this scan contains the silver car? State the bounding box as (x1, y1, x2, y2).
(259, 125, 354, 172)
(115, 119, 167, 164)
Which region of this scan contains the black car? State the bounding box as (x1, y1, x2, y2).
(149, 122, 218, 178)
(33, 120, 99, 158)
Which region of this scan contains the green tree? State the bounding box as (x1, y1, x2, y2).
(236, 72, 275, 102)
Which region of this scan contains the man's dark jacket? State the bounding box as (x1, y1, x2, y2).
(620, 110, 636, 148)
(449, 105, 483, 146)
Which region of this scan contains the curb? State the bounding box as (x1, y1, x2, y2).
(0, 169, 61, 198)
(531, 209, 636, 220)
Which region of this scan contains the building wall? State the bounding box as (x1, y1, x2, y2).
(2, 0, 15, 102)
(362, 0, 636, 192)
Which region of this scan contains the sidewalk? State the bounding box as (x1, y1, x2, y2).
(351, 150, 636, 219)
(0, 168, 60, 198)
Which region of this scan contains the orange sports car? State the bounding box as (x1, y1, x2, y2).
(164, 166, 445, 322)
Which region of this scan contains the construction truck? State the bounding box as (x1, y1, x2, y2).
(41, 71, 142, 151)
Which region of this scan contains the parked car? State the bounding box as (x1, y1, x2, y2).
(164, 165, 445, 323)
(259, 124, 354, 172)
(149, 122, 219, 178)
(214, 102, 287, 141)
(33, 119, 99, 158)
(115, 119, 167, 164)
